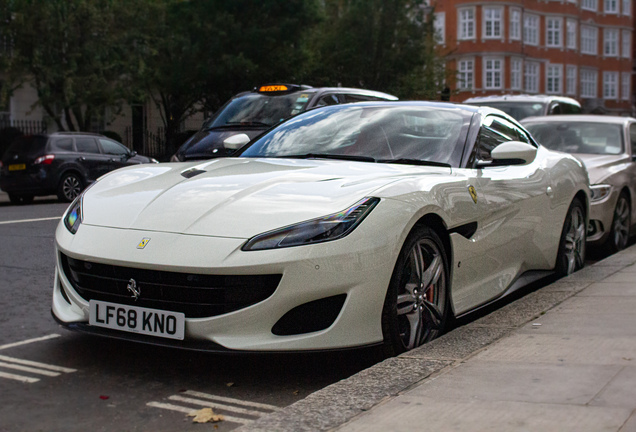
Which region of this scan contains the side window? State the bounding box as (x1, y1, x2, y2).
(51, 138, 74, 152)
(341, 94, 375, 103)
(471, 116, 518, 165)
(630, 124, 636, 157)
(99, 138, 128, 156)
(548, 103, 562, 115)
(75, 137, 100, 154)
(314, 94, 340, 107)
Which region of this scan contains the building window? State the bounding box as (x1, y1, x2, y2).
(457, 59, 474, 90)
(566, 65, 577, 96)
(622, 30, 631, 58)
(622, 72, 631, 100)
(546, 17, 563, 47)
(546, 64, 563, 94)
(582, 0, 598, 11)
(434, 12, 445, 45)
(483, 7, 503, 39)
(524, 62, 540, 93)
(623, 0, 632, 15)
(603, 71, 618, 99)
(458, 8, 476, 40)
(484, 58, 503, 89)
(581, 26, 598, 55)
(604, 0, 618, 13)
(511, 58, 523, 90)
(604, 28, 619, 57)
(510, 9, 521, 41)
(566, 19, 577, 50)
(580, 69, 598, 98)
(524, 14, 539, 46)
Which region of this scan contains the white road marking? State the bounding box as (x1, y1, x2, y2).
(0, 355, 77, 373)
(0, 216, 61, 225)
(183, 390, 279, 412)
(0, 334, 61, 351)
(146, 402, 252, 424)
(0, 361, 60, 377)
(0, 371, 39, 383)
(168, 395, 266, 417)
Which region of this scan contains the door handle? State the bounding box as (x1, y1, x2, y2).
(78, 156, 86, 162)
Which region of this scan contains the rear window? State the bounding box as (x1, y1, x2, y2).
(75, 138, 100, 154)
(5, 136, 48, 156)
(525, 122, 624, 155)
(50, 138, 74, 152)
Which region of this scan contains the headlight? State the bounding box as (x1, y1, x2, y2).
(63, 185, 94, 234)
(590, 184, 612, 202)
(242, 197, 380, 251)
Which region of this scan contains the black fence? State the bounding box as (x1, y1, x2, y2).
(0, 119, 47, 135)
(124, 126, 168, 160)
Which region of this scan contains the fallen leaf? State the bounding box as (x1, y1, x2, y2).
(99, 395, 110, 400)
(226, 382, 234, 387)
(293, 390, 299, 395)
(187, 408, 225, 424)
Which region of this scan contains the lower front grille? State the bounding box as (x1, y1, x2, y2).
(60, 253, 281, 318)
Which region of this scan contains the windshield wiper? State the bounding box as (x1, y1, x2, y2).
(378, 158, 451, 168)
(278, 153, 376, 163)
(224, 121, 270, 127)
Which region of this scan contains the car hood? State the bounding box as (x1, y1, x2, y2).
(177, 128, 266, 160)
(573, 153, 631, 184)
(81, 158, 450, 238)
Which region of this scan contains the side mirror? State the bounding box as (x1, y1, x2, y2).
(129, 150, 137, 158)
(223, 134, 251, 150)
(477, 141, 538, 168)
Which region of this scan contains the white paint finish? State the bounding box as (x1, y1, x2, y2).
(0, 334, 61, 351)
(0, 371, 39, 383)
(0, 355, 77, 373)
(0, 361, 60, 377)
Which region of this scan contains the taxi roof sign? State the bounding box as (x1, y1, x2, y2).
(259, 85, 289, 93)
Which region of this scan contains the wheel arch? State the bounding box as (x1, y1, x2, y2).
(57, 168, 86, 188)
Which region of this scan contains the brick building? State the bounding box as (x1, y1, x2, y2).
(432, 0, 634, 115)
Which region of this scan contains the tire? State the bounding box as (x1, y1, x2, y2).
(8, 193, 34, 205)
(555, 198, 586, 276)
(605, 192, 630, 253)
(57, 173, 84, 202)
(381, 225, 450, 356)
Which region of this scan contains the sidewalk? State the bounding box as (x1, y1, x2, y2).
(239, 245, 636, 432)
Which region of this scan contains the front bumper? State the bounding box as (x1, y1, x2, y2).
(587, 190, 620, 245)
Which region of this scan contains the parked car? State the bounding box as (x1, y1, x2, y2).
(0, 132, 157, 204)
(53, 102, 588, 355)
(464, 95, 582, 121)
(171, 84, 398, 162)
(522, 115, 636, 252)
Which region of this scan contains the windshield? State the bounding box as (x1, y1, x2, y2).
(203, 91, 316, 129)
(239, 104, 470, 166)
(469, 102, 545, 120)
(525, 122, 624, 155)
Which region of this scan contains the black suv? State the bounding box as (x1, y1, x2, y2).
(0, 132, 157, 204)
(172, 84, 398, 161)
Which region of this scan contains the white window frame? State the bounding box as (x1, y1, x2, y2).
(457, 58, 475, 90)
(511, 58, 523, 90)
(580, 69, 598, 98)
(546, 64, 563, 94)
(458, 7, 476, 40)
(603, 71, 619, 99)
(509, 8, 521, 41)
(524, 61, 540, 93)
(581, 25, 598, 55)
(483, 57, 504, 89)
(604, 0, 618, 14)
(623, 0, 632, 16)
(524, 14, 540, 46)
(622, 30, 631, 58)
(582, 0, 598, 10)
(483, 6, 503, 39)
(566, 19, 577, 50)
(621, 72, 631, 100)
(566, 65, 577, 96)
(434, 12, 445, 45)
(604, 28, 619, 57)
(546, 17, 563, 48)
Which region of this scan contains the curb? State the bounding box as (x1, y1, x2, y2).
(236, 245, 636, 432)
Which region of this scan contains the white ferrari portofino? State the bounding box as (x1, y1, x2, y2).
(52, 102, 589, 355)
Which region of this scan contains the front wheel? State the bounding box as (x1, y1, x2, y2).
(381, 225, 450, 356)
(555, 198, 586, 276)
(57, 173, 83, 202)
(605, 192, 630, 253)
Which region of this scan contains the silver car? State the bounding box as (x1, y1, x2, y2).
(522, 115, 636, 252)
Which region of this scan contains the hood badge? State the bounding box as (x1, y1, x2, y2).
(468, 185, 478, 203)
(127, 278, 141, 301)
(137, 238, 150, 249)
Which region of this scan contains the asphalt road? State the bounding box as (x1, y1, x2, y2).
(0, 193, 616, 432)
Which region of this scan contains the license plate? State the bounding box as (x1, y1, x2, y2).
(8, 164, 26, 171)
(89, 300, 185, 340)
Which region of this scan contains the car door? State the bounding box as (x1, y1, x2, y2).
(74, 137, 112, 181)
(451, 115, 553, 314)
(98, 138, 134, 171)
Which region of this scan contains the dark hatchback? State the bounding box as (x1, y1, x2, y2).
(171, 84, 398, 162)
(0, 132, 157, 204)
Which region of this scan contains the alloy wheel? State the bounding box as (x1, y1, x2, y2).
(62, 175, 82, 201)
(564, 204, 586, 275)
(611, 195, 630, 251)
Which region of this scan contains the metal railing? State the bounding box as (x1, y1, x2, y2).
(0, 119, 47, 134)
